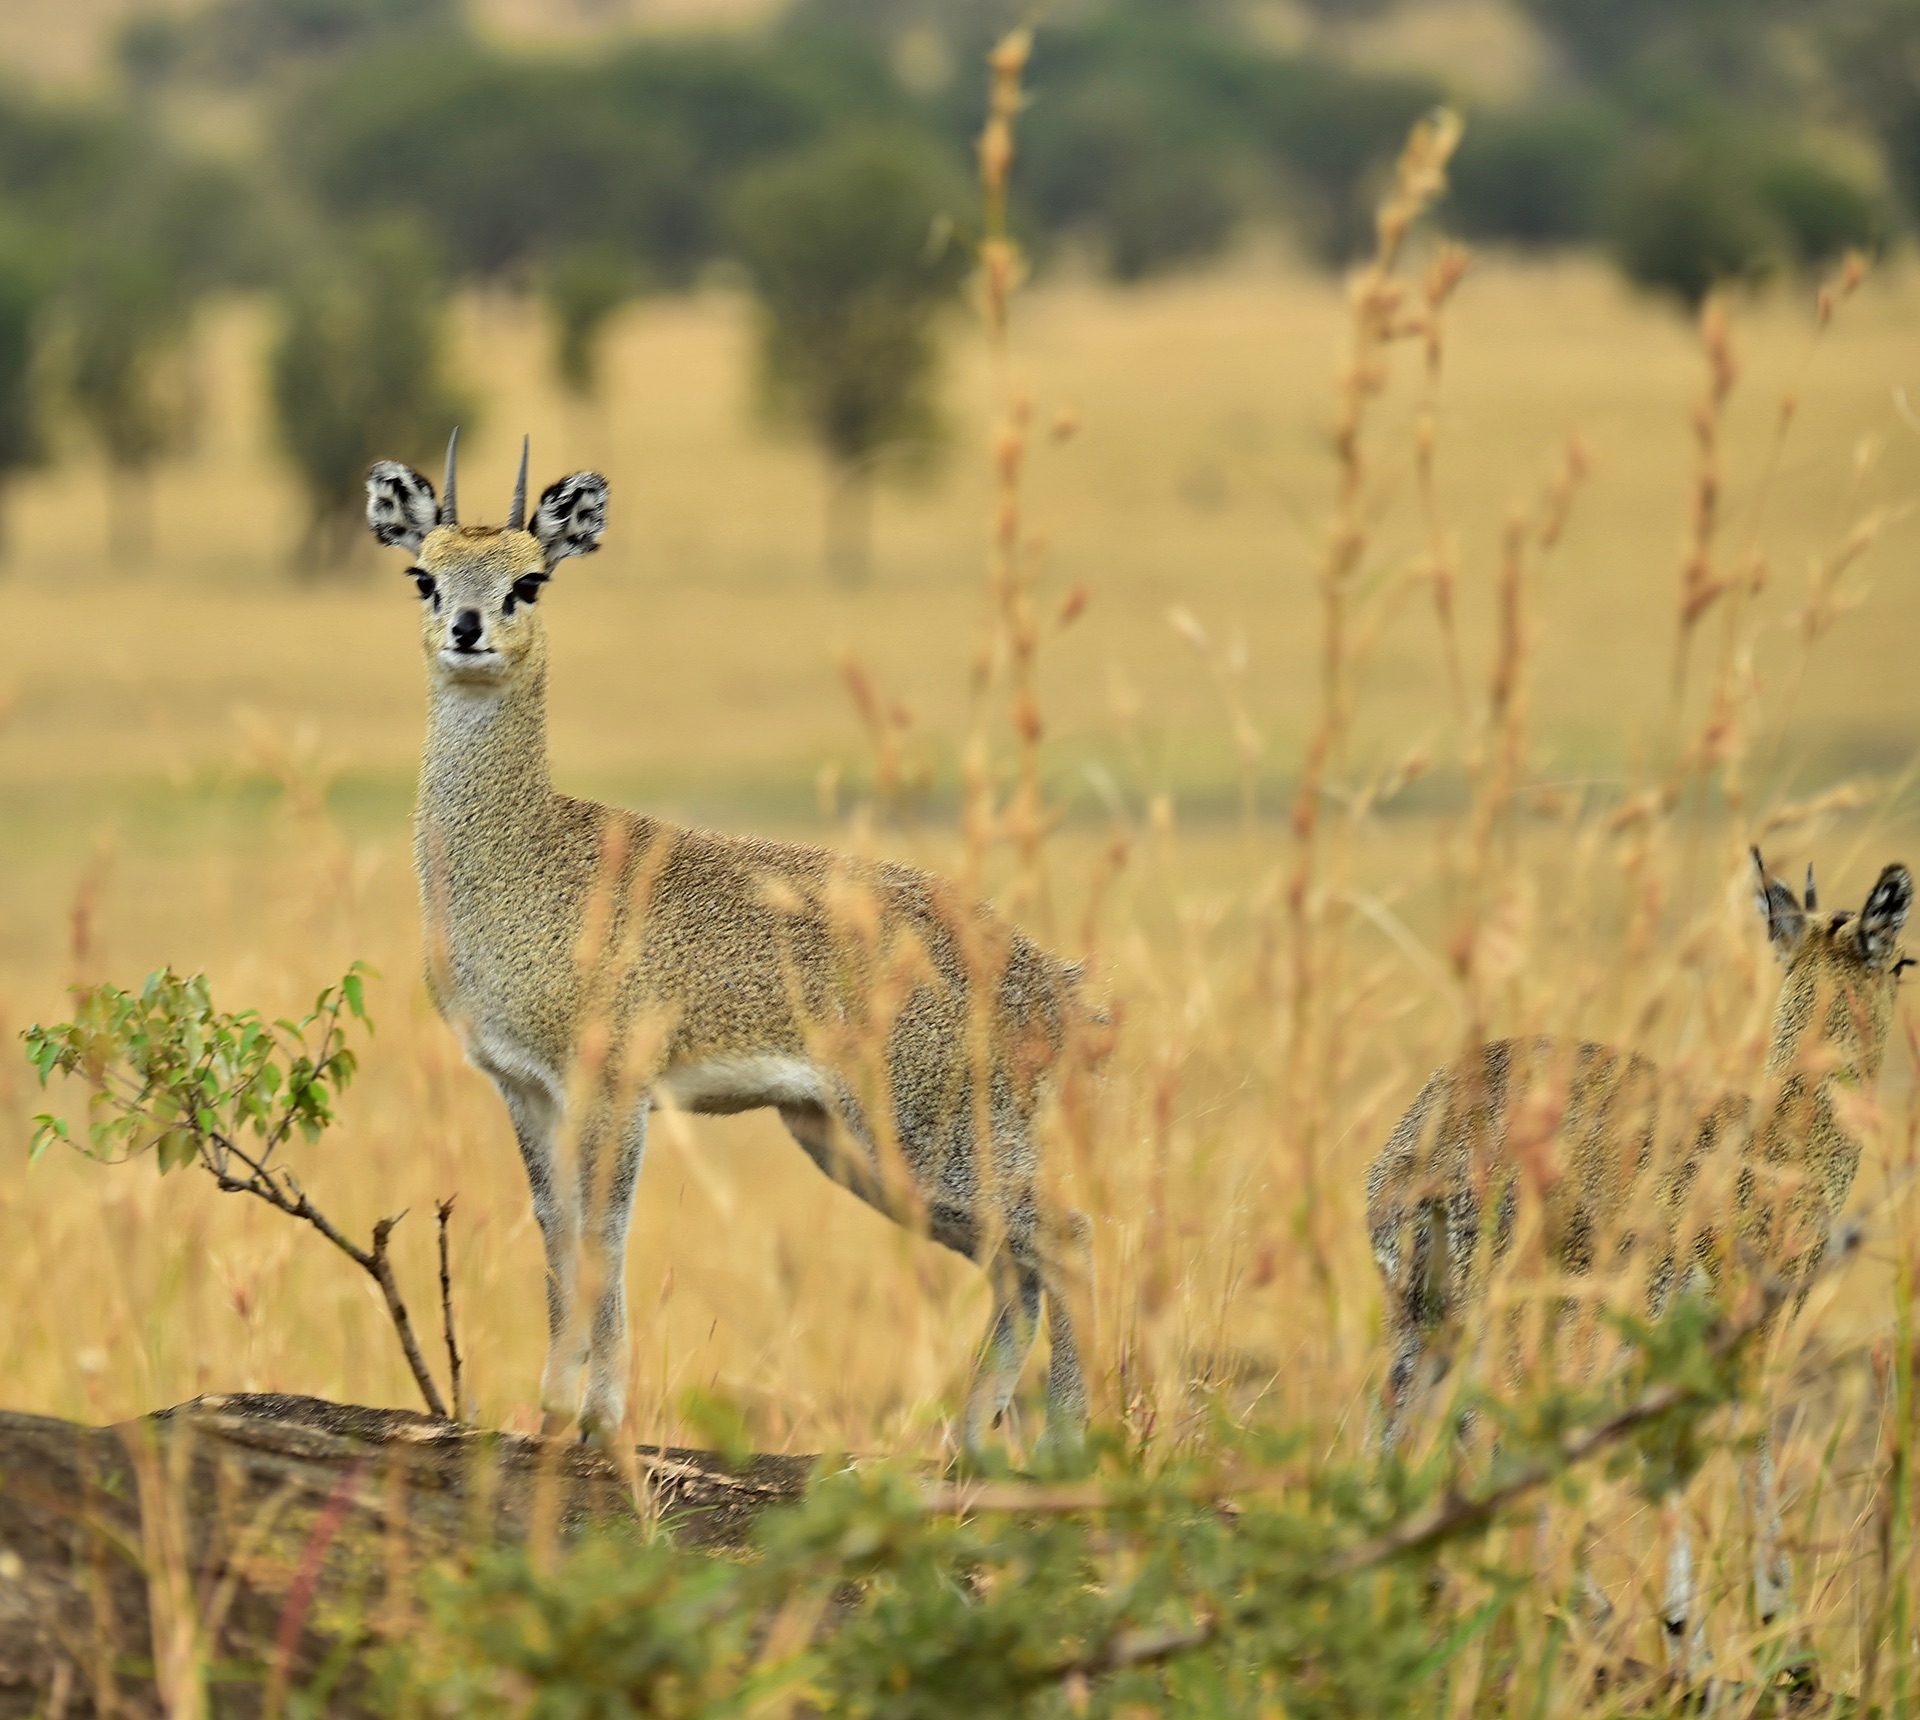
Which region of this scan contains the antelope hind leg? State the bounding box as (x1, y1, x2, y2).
(1042, 1270, 1088, 1447)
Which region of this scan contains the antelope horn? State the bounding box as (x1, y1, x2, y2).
(507, 434, 530, 531)
(1805, 862, 1818, 912)
(440, 426, 460, 526)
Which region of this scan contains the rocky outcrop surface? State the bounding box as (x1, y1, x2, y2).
(0, 1393, 810, 1717)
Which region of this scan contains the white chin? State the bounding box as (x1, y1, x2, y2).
(436, 649, 507, 681)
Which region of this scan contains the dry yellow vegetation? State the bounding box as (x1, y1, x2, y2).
(3, 242, 1919, 1682)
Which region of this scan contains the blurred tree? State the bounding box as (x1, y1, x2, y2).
(52, 150, 269, 565)
(1602, 123, 1882, 308)
(542, 246, 637, 399)
(730, 128, 967, 583)
(0, 239, 50, 563)
(120, 0, 459, 86)
(1022, 80, 1239, 280)
(1824, 0, 1920, 222)
(1292, 0, 1397, 16)
(0, 86, 136, 221)
(1604, 138, 1781, 307)
(61, 250, 196, 565)
(1515, 0, 1815, 100)
(271, 224, 466, 571)
(284, 39, 861, 284)
(1016, 9, 1434, 272)
(1756, 148, 1886, 265)
(1247, 56, 1439, 260)
(1445, 101, 1624, 245)
(778, 0, 1006, 101)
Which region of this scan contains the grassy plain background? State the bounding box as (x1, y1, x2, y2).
(2, 246, 1919, 1675)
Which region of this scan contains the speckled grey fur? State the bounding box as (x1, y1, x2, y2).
(367, 455, 1098, 1449)
(1366, 853, 1909, 1450)
(1364, 850, 1909, 1656)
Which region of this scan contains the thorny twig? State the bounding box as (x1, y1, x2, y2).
(207, 1127, 448, 1420)
(437, 1195, 464, 1421)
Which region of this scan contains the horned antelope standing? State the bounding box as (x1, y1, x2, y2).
(366, 434, 1097, 1451)
(1366, 849, 1911, 1664)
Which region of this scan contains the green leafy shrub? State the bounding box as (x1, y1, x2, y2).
(393, 1287, 1767, 1719)
(25, 963, 459, 1419)
(25, 965, 368, 1174)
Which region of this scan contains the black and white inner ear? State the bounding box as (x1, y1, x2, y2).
(1752, 847, 1808, 964)
(1859, 863, 1913, 969)
(367, 461, 439, 552)
(532, 471, 608, 569)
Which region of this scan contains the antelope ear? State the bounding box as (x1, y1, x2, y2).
(1859, 863, 1912, 970)
(533, 471, 608, 569)
(1752, 847, 1807, 964)
(366, 461, 439, 552)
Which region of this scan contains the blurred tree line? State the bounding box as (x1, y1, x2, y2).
(0, 0, 1913, 569)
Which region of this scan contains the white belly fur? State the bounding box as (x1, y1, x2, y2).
(658, 1053, 833, 1115)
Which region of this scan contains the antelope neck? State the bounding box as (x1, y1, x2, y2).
(418, 660, 556, 859)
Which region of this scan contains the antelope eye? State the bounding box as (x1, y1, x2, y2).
(511, 575, 543, 607)
(413, 571, 436, 600)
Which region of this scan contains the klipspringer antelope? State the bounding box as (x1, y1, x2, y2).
(367, 433, 1099, 1450)
(1366, 849, 1909, 1659)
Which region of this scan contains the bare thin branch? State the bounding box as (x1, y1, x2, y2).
(436, 1196, 464, 1422)
(203, 1129, 448, 1419)
(369, 1214, 449, 1421)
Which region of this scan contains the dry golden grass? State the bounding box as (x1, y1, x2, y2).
(4, 232, 1920, 1689)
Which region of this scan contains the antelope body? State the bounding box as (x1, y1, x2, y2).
(366, 437, 1094, 1448)
(1365, 850, 1910, 1652)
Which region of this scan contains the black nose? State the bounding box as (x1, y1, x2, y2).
(451, 608, 482, 651)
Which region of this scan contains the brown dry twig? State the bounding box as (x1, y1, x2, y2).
(207, 1131, 449, 1421)
(437, 1195, 464, 1421)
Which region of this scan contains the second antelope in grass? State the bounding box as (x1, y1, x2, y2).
(367, 435, 1100, 1450)
(1366, 849, 1909, 1644)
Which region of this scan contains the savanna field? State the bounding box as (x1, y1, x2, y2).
(8, 211, 1920, 1702)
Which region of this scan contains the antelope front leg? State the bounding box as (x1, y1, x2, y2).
(1660, 1499, 1710, 1682)
(575, 1097, 649, 1441)
(963, 1250, 1042, 1455)
(1749, 1433, 1791, 1626)
(496, 1080, 585, 1432)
